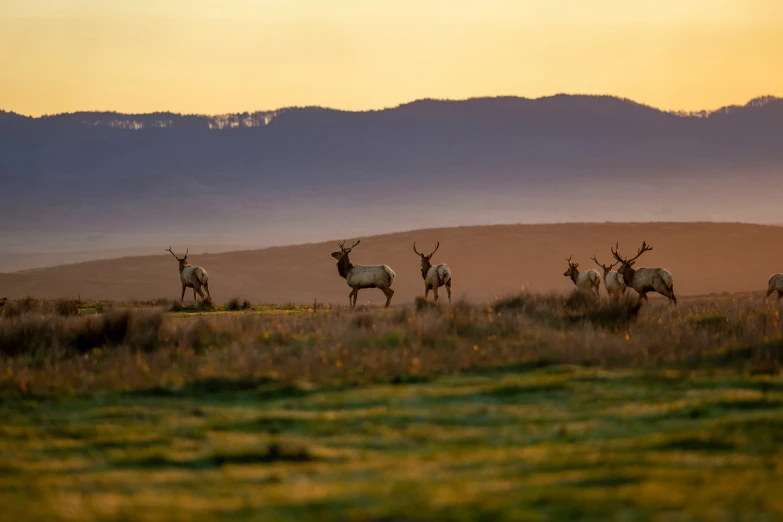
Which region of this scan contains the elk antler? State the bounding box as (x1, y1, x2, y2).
(183, 248, 188, 259)
(165, 246, 179, 260)
(413, 242, 422, 256)
(339, 239, 361, 252)
(429, 241, 440, 257)
(565, 255, 573, 264)
(592, 255, 617, 271)
(610, 242, 624, 263)
(626, 241, 652, 264)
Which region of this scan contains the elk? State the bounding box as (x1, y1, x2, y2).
(765, 274, 783, 300)
(166, 246, 211, 303)
(563, 256, 601, 297)
(611, 241, 677, 305)
(331, 240, 396, 308)
(413, 241, 452, 303)
(591, 255, 626, 299)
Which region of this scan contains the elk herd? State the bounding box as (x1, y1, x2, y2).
(160, 239, 777, 308)
(331, 238, 679, 308)
(563, 241, 678, 305)
(7, 239, 783, 311)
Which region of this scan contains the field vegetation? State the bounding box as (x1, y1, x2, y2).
(1, 293, 782, 521)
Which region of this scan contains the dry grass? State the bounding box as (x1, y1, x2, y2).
(2, 292, 783, 521)
(1, 292, 781, 396)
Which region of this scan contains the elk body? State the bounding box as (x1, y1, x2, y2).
(331, 240, 396, 308)
(611, 242, 677, 305)
(413, 241, 452, 303)
(563, 256, 601, 297)
(591, 256, 626, 298)
(765, 274, 783, 300)
(166, 247, 211, 303)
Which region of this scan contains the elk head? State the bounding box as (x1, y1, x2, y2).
(591, 255, 617, 276)
(563, 255, 580, 281)
(413, 241, 439, 279)
(166, 246, 190, 271)
(331, 239, 360, 262)
(610, 241, 652, 280)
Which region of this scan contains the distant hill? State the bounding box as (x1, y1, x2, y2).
(2, 95, 783, 254)
(1, 222, 781, 304)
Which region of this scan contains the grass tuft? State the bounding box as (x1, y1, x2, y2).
(226, 297, 252, 311)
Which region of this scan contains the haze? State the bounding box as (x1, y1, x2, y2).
(2, 0, 782, 116)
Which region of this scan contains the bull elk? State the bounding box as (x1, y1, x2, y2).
(611, 241, 677, 305)
(413, 241, 452, 303)
(591, 255, 626, 299)
(166, 246, 212, 303)
(563, 256, 601, 297)
(765, 274, 783, 300)
(331, 240, 396, 308)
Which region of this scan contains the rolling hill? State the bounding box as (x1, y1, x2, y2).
(1, 222, 781, 304)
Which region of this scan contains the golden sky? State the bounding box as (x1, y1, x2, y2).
(1, 0, 781, 116)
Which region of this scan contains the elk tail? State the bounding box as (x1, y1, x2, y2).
(384, 266, 396, 283)
(440, 265, 452, 285)
(661, 270, 674, 292)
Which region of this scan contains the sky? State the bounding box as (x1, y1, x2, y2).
(1, 0, 782, 116)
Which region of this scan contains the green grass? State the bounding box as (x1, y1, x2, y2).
(1, 366, 781, 521)
(1, 293, 783, 520)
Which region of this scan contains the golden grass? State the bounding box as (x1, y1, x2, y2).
(1, 293, 782, 520)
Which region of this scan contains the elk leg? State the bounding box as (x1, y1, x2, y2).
(195, 284, 206, 303)
(424, 286, 430, 300)
(446, 281, 452, 304)
(181, 285, 186, 302)
(433, 286, 439, 302)
(192, 286, 198, 303)
(203, 281, 212, 301)
(778, 290, 783, 301)
(383, 287, 394, 308)
(638, 292, 648, 305)
(349, 289, 357, 308)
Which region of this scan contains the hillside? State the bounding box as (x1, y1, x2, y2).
(1, 222, 781, 304)
(2, 95, 783, 254)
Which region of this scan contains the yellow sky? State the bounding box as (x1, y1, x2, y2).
(1, 0, 781, 116)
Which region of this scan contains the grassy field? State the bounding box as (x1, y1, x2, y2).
(1, 294, 782, 521)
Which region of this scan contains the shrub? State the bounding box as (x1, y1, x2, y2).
(226, 297, 252, 311)
(415, 296, 441, 312)
(3, 296, 41, 318)
(352, 314, 375, 329)
(54, 299, 81, 317)
(0, 310, 165, 358)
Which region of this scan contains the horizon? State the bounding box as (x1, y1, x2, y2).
(3, 1, 782, 116)
(3, 92, 782, 119)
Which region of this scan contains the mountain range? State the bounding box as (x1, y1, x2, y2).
(2, 94, 782, 260)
